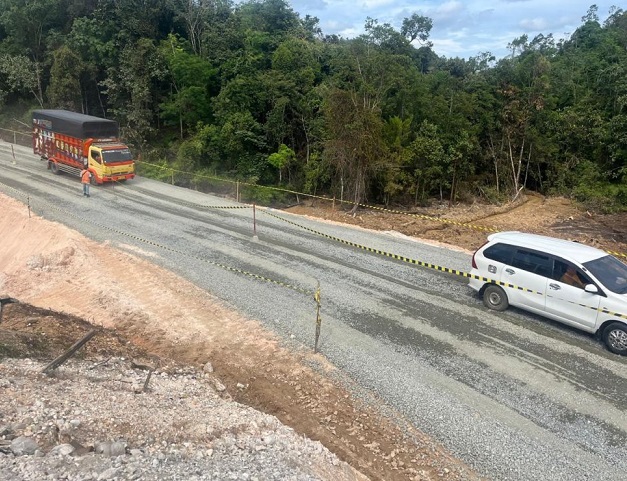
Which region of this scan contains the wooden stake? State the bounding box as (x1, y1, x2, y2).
(143, 369, 154, 392)
(42, 329, 98, 374)
(314, 282, 322, 353)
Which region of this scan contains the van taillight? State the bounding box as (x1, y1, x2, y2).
(472, 241, 488, 269)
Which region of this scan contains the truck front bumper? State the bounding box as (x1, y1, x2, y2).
(103, 173, 135, 182)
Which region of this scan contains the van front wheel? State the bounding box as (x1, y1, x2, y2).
(483, 285, 509, 312)
(603, 322, 627, 355)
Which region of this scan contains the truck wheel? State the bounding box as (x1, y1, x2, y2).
(49, 161, 60, 174)
(483, 284, 509, 311)
(603, 322, 627, 355)
(90, 174, 97, 185)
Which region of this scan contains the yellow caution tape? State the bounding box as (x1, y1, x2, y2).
(136, 160, 627, 259)
(262, 209, 627, 320)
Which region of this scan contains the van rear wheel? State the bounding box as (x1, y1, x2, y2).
(603, 322, 627, 355)
(483, 285, 509, 311)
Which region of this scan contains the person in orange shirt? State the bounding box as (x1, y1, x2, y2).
(560, 265, 585, 288)
(80, 167, 91, 197)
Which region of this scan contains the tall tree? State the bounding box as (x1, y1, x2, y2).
(101, 38, 168, 147)
(0, 54, 43, 106)
(401, 13, 433, 47)
(47, 45, 82, 110)
(159, 34, 217, 138)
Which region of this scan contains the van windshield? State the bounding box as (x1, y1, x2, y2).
(583, 255, 627, 294)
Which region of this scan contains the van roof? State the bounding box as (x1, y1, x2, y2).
(486, 231, 607, 264)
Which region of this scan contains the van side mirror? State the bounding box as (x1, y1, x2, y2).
(584, 284, 598, 294)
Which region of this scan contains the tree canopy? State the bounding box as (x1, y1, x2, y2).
(1, 0, 625, 211)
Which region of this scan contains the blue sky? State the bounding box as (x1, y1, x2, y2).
(288, 1, 620, 59)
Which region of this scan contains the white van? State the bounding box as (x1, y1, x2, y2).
(469, 231, 627, 355)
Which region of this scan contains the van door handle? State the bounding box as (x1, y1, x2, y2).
(549, 283, 561, 290)
(505, 268, 515, 275)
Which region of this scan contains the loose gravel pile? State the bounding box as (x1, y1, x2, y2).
(0, 357, 364, 481)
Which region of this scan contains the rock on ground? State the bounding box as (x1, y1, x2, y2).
(0, 357, 366, 481)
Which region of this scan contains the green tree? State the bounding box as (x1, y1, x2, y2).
(219, 110, 267, 178)
(323, 87, 388, 211)
(406, 121, 448, 204)
(0, 0, 70, 106)
(237, 0, 299, 38)
(267, 143, 296, 183)
(101, 38, 168, 147)
(401, 13, 433, 47)
(269, 36, 322, 162)
(0, 54, 43, 106)
(0, 0, 69, 60)
(159, 34, 217, 138)
(47, 45, 82, 110)
(377, 115, 412, 205)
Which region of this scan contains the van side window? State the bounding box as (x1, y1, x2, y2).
(553, 260, 590, 289)
(483, 243, 514, 264)
(512, 249, 552, 277)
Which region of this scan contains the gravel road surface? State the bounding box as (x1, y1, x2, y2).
(1, 141, 626, 480)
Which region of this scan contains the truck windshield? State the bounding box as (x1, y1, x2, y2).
(102, 149, 133, 163)
(583, 255, 627, 294)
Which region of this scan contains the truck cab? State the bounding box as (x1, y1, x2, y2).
(88, 143, 135, 184)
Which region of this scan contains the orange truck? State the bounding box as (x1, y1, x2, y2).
(33, 109, 135, 184)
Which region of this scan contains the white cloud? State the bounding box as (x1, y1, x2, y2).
(360, 0, 396, 8)
(291, 0, 328, 11)
(519, 17, 550, 30)
(434, 1, 464, 17)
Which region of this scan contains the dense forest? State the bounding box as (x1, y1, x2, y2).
(0, 1, 625, 211)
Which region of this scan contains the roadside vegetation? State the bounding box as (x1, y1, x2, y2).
(0, 1, 625, 212)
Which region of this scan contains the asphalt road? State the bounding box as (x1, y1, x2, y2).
(1, 140, 626, 480)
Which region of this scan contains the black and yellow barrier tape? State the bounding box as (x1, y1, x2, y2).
(111, 178, 250, 211)
(262, 209, 542, 293)
(137, 159, 627, 259)
(0, 181, 312, 297)
(349, 203, 499, 233)
(138, 160, 494, 229)
(262, 209, 627, 320)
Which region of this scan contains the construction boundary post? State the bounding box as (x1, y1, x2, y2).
(253, 203, 258, 240)
(314, 282, 322, 353)
(42, 329, 98, 374)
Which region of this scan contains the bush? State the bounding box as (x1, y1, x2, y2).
(573, 182, 627, 213)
